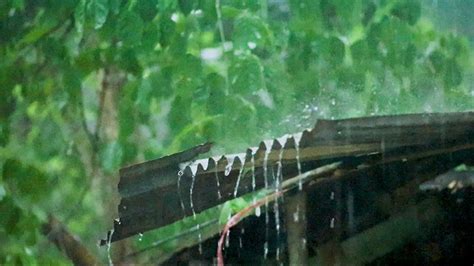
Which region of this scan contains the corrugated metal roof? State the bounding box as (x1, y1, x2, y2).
(101, 112, 474, 245)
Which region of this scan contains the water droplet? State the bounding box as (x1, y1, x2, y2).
(301, 237, 307, 246)
(330, 191, 335, 200)
(293, 211, 299, 222)
(247, 41, 257, 49)
(255, 206, 261, 217)
(171, 13, 179, 22)
(138, 233, 143, 241)
(114, 218, 121, 225)
(330, 217, 335, 228)
(264, 242, 269, 259)
(225, 230, 230, 248)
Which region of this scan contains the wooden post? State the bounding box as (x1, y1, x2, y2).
(284, 192, 308, 265)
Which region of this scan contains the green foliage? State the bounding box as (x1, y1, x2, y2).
(0, 0, 473, 264)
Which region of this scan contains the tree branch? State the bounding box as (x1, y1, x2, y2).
(42, 215, 98, 266)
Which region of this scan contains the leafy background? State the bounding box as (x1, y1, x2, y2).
(0, 0, 473, 264)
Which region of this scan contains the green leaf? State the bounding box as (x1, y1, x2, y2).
(229, 54, 265, 95)
(444, 59, 462, 88)
(117, 10, 144, 47)
(221, 6, 241, 19)
(12, 0, 25, 10)
(429, 50, 445, 73)
(89, 0, 109, 29)
(74, 0, 86, 33)
(233, 13, 272, 51)
(206, 73, 227, 116)
(136, 78, 153, 113)
(0, 184, 6, 201)
(158, 0, 177, 11)
(2, 160, 49, 202)
(0, 120, 10, 146)
(168, 94, 192, 137)
(391, 0, 421, 26)
(100, 141, 123, 173)
(218, 197, 248, 225)
(219, 201, 232, 225)
(0, 196, 22, 234)
(322, 36, 345, 65)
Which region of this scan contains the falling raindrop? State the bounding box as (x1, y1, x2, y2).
(225, 229, 230, 248)
(274, 201, 280, 235)
(251, 151, 256, 191)
(197, 223, 203, 254)
(330, 217, 335, 228)
(215, 164, 222, 199)
(255, 206, 261, 217)
(330, 191, 335, 200)
(264, 242, 269, 259)
(293, 204, 300, 222)
(293, 212, 299, 222)
(347, 188, 355, 234)
(138, 232, 143, 241)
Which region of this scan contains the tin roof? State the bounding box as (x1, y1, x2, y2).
(101, 111, 474, 245)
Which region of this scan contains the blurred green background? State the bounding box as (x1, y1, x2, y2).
(0, 0, 473, 264)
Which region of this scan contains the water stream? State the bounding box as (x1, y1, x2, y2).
(215, 162, 222, 199)
(177, 170, 186, 216)
(107, 229, 114, 266)
(233, 154, 246, 197)
(262, 140, 272, 259)
(293, 133, 303, 190)
(188, 165, 203, 254)
(274, 137, 287, 261)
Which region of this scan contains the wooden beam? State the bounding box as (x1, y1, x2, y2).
(312, 198, 444, 265)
